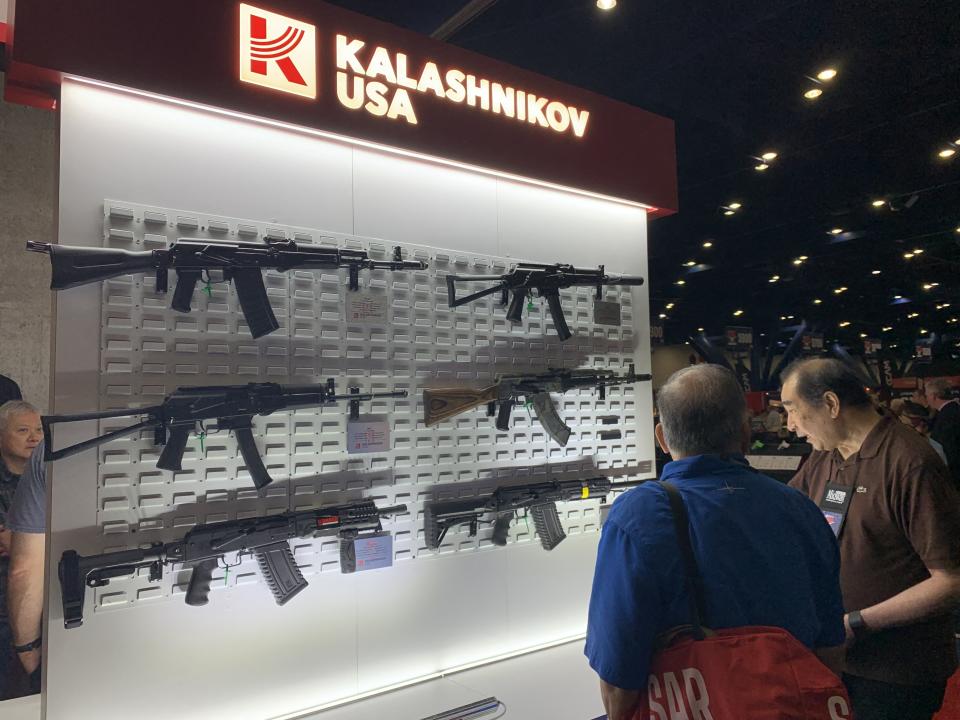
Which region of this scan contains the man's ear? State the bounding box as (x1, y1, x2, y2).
(823, 391, 842, 419)
(655, 423, 670, 454)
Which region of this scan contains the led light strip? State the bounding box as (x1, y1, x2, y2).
(268, 633, 586, 719)
(64, 75, 654, 212)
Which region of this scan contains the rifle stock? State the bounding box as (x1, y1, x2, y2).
(32, 243, 160, 290)
(423, 385, 499, 427)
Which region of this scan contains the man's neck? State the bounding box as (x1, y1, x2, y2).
(0, 451, 25, 476)
(931, 398, 953, 412)
(836, 407, 883, 460)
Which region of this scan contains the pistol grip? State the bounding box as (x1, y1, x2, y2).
(59, 550, 86, 629)
(492, 511, 513, 546)
(185, 558, 218, 607)
(171, 270, 200, 313)
(506, 289, 526, 323)
(495, 398, 514, 432)
(157, 424, 191, 471)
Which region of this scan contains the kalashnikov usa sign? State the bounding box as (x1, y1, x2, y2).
(5, 0, 677, 212)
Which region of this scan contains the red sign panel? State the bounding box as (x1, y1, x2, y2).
(5, 0, 677, 213)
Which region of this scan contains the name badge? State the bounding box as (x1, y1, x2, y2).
(819, 482, 853, 538)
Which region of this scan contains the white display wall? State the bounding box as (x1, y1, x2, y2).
(45, 79, 654, 720)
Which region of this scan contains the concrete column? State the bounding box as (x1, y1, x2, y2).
(0, 74, 56, 410)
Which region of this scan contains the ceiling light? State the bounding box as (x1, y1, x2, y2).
(839, 321, 851, 327)
(907, 312, 919, 318)
(955, 227, 960, 233)
(733, 309, 744, 317)
(817, 68, 838, 81)
(813, 298, 822, 304)
(792, 259, 803, 265)
(804, 88, 823, 100)
(697, 327, 704, 332)
(769, 275, 780, 282)
(871, 199, 886, 208)
(728, 202, 742, 210)
(675, 280, 686, 285)
(894, 295, 902, 299)
(702, 241, 713, 248)
(596, 0, 617, 9)
(799, 255, 809, 260)
(882, 327, 892, 332)
(920, 329, 928, 334)
(913, 248, 924, 254)
(939, 148, 956, 159)
(684, 261, 696, 267)
(780, 315, 786, 320)
(666, 302, 675, 309)
(723, 209, 735, 216)
(860, 333, 868, 338)
(761, 152, 778, 161)
(833, 286, 847, 294)
(903, 252, 914, 259)
(871, 270, 881, 275)
(829, 228, 843, 235)
(755, 163, 769, 171)
(658, 313, 667, 319)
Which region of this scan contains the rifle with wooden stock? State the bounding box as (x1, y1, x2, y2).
(422, 365, 650, 446)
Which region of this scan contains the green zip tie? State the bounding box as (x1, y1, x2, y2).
(202, 279, 213, 298)
(196, 430, 206, 453)
(527, 300, 536, 312)
(223, 565, 229, 587)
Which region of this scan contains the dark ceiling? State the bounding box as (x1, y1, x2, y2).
(327, 0, 960, 362)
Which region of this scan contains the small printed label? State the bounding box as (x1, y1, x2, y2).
(347, 419, 390, 454)
(346, 293, 389, 324)
(593, 300, 622, 326)
(354, 533, 393, 572)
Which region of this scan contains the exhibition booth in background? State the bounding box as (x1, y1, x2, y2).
(0, 1, 676, 718)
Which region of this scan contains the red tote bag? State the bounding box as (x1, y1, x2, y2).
(632, 482, 853, 720)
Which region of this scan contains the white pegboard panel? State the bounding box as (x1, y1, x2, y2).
(78, 198, 651, 621)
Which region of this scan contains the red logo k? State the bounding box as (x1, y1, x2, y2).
(240, 4, 317, 99)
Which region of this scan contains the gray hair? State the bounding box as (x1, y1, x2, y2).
(925, 378, 954, 401)
(0, 400, 40, 433)
(657, 364, 746, 457)
(781, 358, 870, 408)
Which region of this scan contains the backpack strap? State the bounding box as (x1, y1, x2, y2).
(659, 480, 708, 640)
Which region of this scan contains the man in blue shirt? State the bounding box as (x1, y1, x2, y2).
(586, 364, 845, 720)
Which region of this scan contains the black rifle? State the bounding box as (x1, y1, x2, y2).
(42, 381, 407, 490)
(27, 239, 428, 339)
(58, 499, 406, 628)
(446, 262, 645, 341)
(425, 478, 611, 551)
(423, 364, 650, 446)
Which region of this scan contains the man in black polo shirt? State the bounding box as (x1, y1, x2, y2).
(782, 358, 960, 720)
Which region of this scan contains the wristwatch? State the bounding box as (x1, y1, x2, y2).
(13, 636, 42, 653)
(847, 610, 870, 640)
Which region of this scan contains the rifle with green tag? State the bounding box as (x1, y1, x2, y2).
(423, 365, 650, 446)
(42, 381, 407, 490)
(58, 499, 406, 628)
